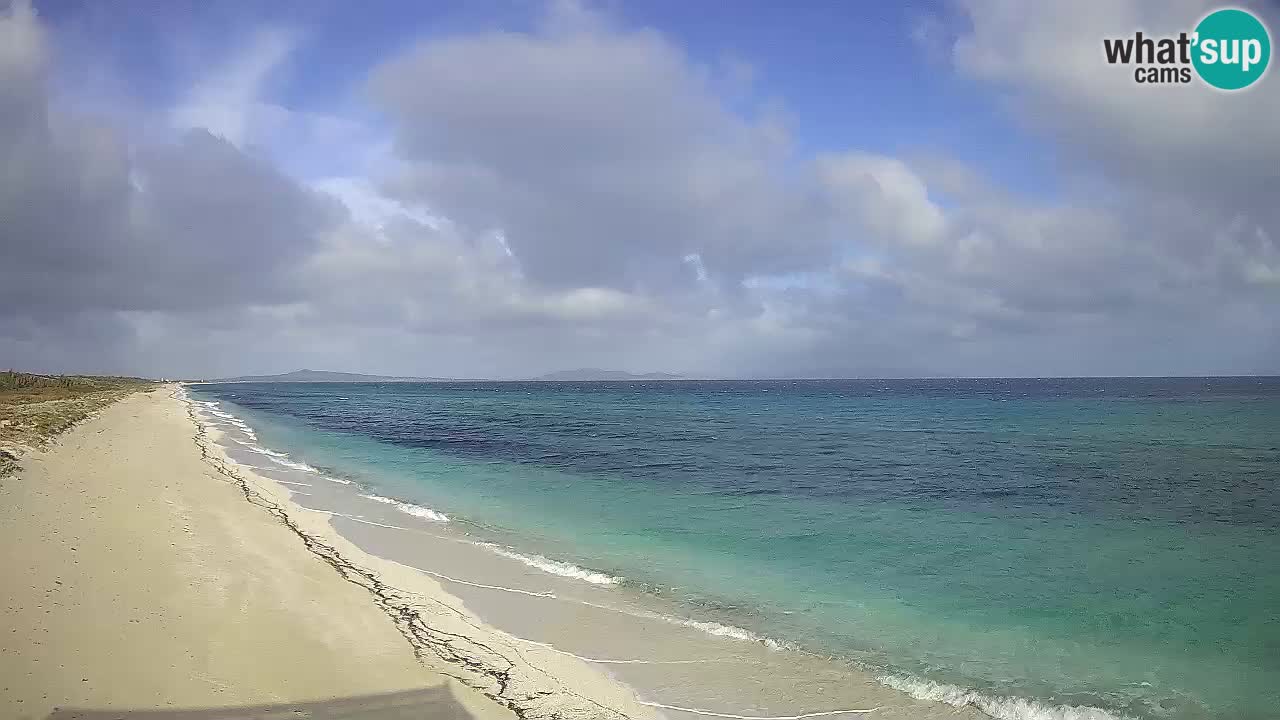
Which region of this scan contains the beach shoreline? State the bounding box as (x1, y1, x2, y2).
(2, 383, 1123, 720)
(0, 386, 650, 719)
(179, 386, 669, 720)
(177, 386, 1007, 720)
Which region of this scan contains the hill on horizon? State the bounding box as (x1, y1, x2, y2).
(197, 368, 688, 383)
(531, 368, 685, 381)
(198, 369, 450, 383)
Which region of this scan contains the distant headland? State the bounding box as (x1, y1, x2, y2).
(194, 368, 687, 383)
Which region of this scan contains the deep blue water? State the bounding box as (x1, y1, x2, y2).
(190, 378, 1280, 720)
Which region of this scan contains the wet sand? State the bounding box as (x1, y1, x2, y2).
(186, 389, 988, 720)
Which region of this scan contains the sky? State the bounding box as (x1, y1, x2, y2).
(2, 0, 1278, 379)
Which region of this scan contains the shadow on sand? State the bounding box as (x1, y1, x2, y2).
(44, 686, 488, 720)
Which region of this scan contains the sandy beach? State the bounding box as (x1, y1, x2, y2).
(0, 387, 656, 719)
(1, 385, 990, 720)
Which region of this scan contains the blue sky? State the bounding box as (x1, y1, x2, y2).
(3, 0, 1278, 378)
(39, 0, 1056, 194)
(615, 0, 1056, 188)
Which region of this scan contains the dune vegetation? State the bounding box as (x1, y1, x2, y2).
(0, 371, 154, 476)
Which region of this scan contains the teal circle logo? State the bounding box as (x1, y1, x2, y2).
(1192, 8, 1271, 90)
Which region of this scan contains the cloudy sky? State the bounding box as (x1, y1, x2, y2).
(2, 0, 1277, 379)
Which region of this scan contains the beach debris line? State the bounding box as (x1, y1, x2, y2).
(179, 388, 900, 720)
(178, 389, 633, 720)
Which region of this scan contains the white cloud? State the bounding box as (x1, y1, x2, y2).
(312, 176, 442, 231)
(819, 153, 947, 247)
(951, 0, 1280, 202)
(169, 27, 297, 147)
(370, 1, 833, 291)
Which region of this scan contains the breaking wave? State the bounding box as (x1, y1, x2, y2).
(478, 543, 621, 585)
(877, 675, 1131, 720)
(668, 617, 791, 650)
(359, 492, 450, 522)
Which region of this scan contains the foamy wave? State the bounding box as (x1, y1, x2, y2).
(232, 442, 321, 473)
(877, 675, 1131, 720)
(359, 493, 450, 522)
(269, 456, 322, 473)
(198, 401, 234, 420)
(479, 544, 620, 585)
(569, 597, 792, 651)
(193, 400, 257, 441)
(670, 618, 791, 650)
(194, 400, 252, 432)
(187, 396, 311, 475)
(227, 419, 257, 439)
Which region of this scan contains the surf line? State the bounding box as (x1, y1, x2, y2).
(511, 635, 722, 665)
(402, 562, 557, 599)
(335, 512, 481, 540)
(636, 701, 882, 719)
(240, 497, 556, 600)
(335, 514, 413, 531)
(333, 515, 741, 666)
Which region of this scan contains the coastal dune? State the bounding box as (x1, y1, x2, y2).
(0, 388, 533, 719)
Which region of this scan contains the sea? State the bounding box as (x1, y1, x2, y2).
(186, 378, 1280, 720)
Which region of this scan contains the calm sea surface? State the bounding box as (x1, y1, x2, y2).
(190, 378, 1280, 720)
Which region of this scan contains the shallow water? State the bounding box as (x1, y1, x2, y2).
(188, 378, 1280, 720)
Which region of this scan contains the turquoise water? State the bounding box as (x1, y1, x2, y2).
(191, 379, 1280, 720)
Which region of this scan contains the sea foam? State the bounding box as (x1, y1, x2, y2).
(877, 675, 1131, 720)
(568, 597, 793, 650)
(478, 543, 621, 585)
(669, 617, 791, 650)
(233, 442, 322, 473)
(190, 399, 325, 477)
(359, 493, 450, 522)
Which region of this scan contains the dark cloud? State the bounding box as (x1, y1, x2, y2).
(130, 130, 343, 309)
(0, 3, 341, 322)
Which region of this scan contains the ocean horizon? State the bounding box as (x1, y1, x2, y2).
(189, 377, 1280, 720)
(195, 371, 1280, 383)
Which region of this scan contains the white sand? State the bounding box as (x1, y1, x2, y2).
(0, 388, 543, 718)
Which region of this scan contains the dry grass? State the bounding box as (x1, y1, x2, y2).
(0, 371, 156, 476)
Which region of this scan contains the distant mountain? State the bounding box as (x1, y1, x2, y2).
(199, 369, 450, 383)
(194, 368, 686, 383)
(532, 368, 685, 381)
